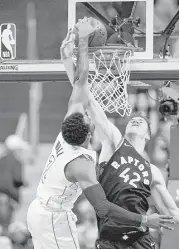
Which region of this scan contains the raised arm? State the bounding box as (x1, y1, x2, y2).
(65, 156, 175, 230)
(151, 164, 179, 222)
(61, 23, 122, 152)
(63, 22, 95, 119)
(60, 29, 76, 84)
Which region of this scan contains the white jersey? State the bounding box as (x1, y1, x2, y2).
(36, 132, 96, 211)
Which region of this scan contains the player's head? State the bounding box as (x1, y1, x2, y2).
(7, 24, 11, 29)
(125, 113, 151, 141)
(61, 112, 94, 146)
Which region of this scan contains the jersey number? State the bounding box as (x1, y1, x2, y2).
(119, 168, 140, 188)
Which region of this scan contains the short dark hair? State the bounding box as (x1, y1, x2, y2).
(128, 112, 152, 138)
(61, 112, 89, 146)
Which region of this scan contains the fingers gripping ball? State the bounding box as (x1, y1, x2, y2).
(73, 17, 107, 47)
(88, 18, 107, 47)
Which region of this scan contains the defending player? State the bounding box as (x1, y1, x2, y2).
(96, 115, 179, 249)
(62, 17, 179, 249)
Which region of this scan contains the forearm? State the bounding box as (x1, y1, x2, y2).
(63, 57, 76, 86)
(83, 183, 142, 227)
(156, 200, 179, 221)
(75, 36, 89, 86)
(151, 181, 179, 220)
(163, 196, 179, 219)
(106, 201, 142, 226)
(169, 208, 179, 221)
(65, 37, 90, 110)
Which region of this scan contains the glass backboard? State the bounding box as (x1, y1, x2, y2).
(68, 0, 154, 59)
(0, 0, 178, 83)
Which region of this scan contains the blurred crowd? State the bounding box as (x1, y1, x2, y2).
(0, 135, 32, 249)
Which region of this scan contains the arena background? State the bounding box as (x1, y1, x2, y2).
(0, 0, 179, 249)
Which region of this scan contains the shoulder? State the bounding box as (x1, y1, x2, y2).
(66, 154, 97, 183)
(68, 154, 94, 164)
(66, 154, 95, 174)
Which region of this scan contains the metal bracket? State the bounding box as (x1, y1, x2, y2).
(160, 11, 179, 59)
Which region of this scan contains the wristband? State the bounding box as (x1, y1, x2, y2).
(138, 215, 148, 232)
(141, 215, 148, 225)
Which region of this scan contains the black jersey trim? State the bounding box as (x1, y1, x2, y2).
(114, 137, 125, 152)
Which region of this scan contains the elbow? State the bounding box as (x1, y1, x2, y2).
(95, 208, 108, 219)
(77, 73, 89, 88)
(79, 69, 89, 80)
(86, 98, 92, 109)
(93, 201, 110, 219)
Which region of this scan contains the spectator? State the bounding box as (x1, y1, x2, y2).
(0, 235, 13, 249)
(8, 221, 32, 249)
(0, 134, 29, 228)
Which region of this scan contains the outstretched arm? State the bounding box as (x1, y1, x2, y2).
(60, 29, 76, 84)
(61, 27, 122, 153)
(151, 164, 179, 222)
(86, 95, 122, 162)
(63, 28, 90, 119)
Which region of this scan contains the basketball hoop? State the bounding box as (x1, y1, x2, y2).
(88, 46, 134, 117)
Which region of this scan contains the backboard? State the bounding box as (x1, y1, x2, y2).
(0, 0, 178, 84)
(68, 0, 154, 59)
(68, 0, 179, 89)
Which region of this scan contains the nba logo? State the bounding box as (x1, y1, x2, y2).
(0, 23, 16, 60)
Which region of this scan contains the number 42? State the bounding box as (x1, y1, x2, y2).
(119, 168, 140, 188)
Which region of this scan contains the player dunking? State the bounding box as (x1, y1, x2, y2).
(62, 17, 179, 249)
(96, 115, 179, 249)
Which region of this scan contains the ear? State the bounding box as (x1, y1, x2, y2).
(87, 131, 92, 139)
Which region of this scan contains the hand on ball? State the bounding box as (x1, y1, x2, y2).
(73, 17, 96, 39)
(60, 29, 75, 60)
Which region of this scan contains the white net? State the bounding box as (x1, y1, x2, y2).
(88, 48, 132, 116)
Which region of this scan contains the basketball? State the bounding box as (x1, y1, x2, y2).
(73, 17, 107, 47)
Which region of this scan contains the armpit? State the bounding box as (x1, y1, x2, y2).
(96, 162, 108, 180)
